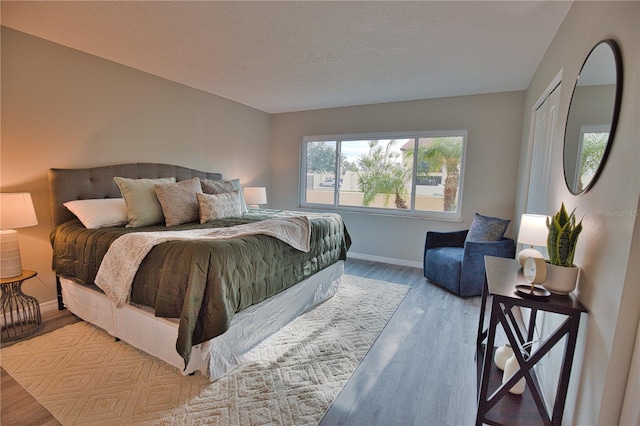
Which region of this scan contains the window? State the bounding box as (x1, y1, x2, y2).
(300, 130, 467, 218)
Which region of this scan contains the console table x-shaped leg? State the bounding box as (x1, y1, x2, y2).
(476, 296, 582, 426)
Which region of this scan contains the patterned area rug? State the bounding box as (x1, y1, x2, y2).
(1, 275, 408, 425)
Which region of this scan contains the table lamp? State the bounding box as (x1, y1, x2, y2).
(517, 213, 548, 267)
(243, 187, 267, 209)
(1, 193, 38, 278)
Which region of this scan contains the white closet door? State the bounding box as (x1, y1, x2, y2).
(527, 84, 561, 215)
(524, 82, 564, 414)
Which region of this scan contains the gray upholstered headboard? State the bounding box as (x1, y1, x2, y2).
(48, 163, 222, 227)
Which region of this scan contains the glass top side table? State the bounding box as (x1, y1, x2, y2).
(1, 270, 43, 342)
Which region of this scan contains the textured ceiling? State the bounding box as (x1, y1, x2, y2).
(1, 1, 572, 113)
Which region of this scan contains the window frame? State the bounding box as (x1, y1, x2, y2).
(299, 130, 467, 220)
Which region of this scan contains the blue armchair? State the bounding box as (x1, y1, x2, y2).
(423, 230, 515, 297)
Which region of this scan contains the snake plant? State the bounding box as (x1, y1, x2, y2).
(546, 203, 583, 267)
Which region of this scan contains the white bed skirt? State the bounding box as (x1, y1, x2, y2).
(60, 260, 343, 380)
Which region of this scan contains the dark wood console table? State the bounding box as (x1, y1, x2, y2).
(476, 256, 587, 426)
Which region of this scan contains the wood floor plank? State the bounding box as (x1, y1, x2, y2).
(1, 307, 79, 425)
(319, 259, 480, 425)
(1, 368, 62, 426)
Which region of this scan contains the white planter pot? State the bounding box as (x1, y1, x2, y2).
(543, 263, 579, 295)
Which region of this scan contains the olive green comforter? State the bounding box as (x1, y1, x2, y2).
(51, 209, 350, 367)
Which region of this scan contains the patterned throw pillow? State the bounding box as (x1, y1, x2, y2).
(154, 177, 203, 227)
(197, 191, 243, 223)
(465, 213, 510, 243)
(201, 178, 248, 213)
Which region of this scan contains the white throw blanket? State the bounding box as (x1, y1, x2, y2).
(95, 216, 311, 308)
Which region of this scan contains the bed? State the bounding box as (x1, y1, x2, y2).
(48, 163, 350, 380)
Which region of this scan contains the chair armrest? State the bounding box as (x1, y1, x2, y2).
(458, 238, 516, 297)
(424, 229, 469, 251)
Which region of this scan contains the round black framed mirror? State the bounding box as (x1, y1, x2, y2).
(563, 39, 623, 195)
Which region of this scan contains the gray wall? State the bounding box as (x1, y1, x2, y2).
(514, 2, 639, 424)
(1, 27, 272, 304)
(270, 92, 525, 266)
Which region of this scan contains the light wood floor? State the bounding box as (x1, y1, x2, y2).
(322, 259, 481, 425)
(1, 259, 481, 425)
(1, 309, 80, 426)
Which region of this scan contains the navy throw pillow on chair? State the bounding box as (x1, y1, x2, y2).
(465, 213, 510, 243)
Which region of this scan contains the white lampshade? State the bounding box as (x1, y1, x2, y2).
(243, 187, 267, 208)
(0, 193, 38, 278)
(517, 213, 548, 266)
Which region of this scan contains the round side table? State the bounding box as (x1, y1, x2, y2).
(1, 270, 43, 342)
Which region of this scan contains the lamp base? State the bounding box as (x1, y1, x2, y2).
(517, 247, 543, 267)
(1, 230, 23, 278)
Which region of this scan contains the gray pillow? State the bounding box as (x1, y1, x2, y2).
(201, 178, 248, 213)
(465, 213, 510, 243)
(154, 177, 203, 227)
(114, 176, 176, 227)
(201, 178, 235, 194)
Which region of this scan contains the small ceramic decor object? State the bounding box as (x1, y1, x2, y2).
(544, 203, 582, 295)
(502, 353, 526, 394)
(494, 343, 513, 371)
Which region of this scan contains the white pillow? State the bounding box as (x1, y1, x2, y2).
(63, 199, 128, 229)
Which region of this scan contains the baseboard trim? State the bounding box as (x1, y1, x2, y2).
(0, 300, 59, 327)
(347, 252, 422, 269)
(40, 299, 60, 315)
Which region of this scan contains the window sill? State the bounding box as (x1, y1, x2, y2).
(298, 204, 464, 222)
